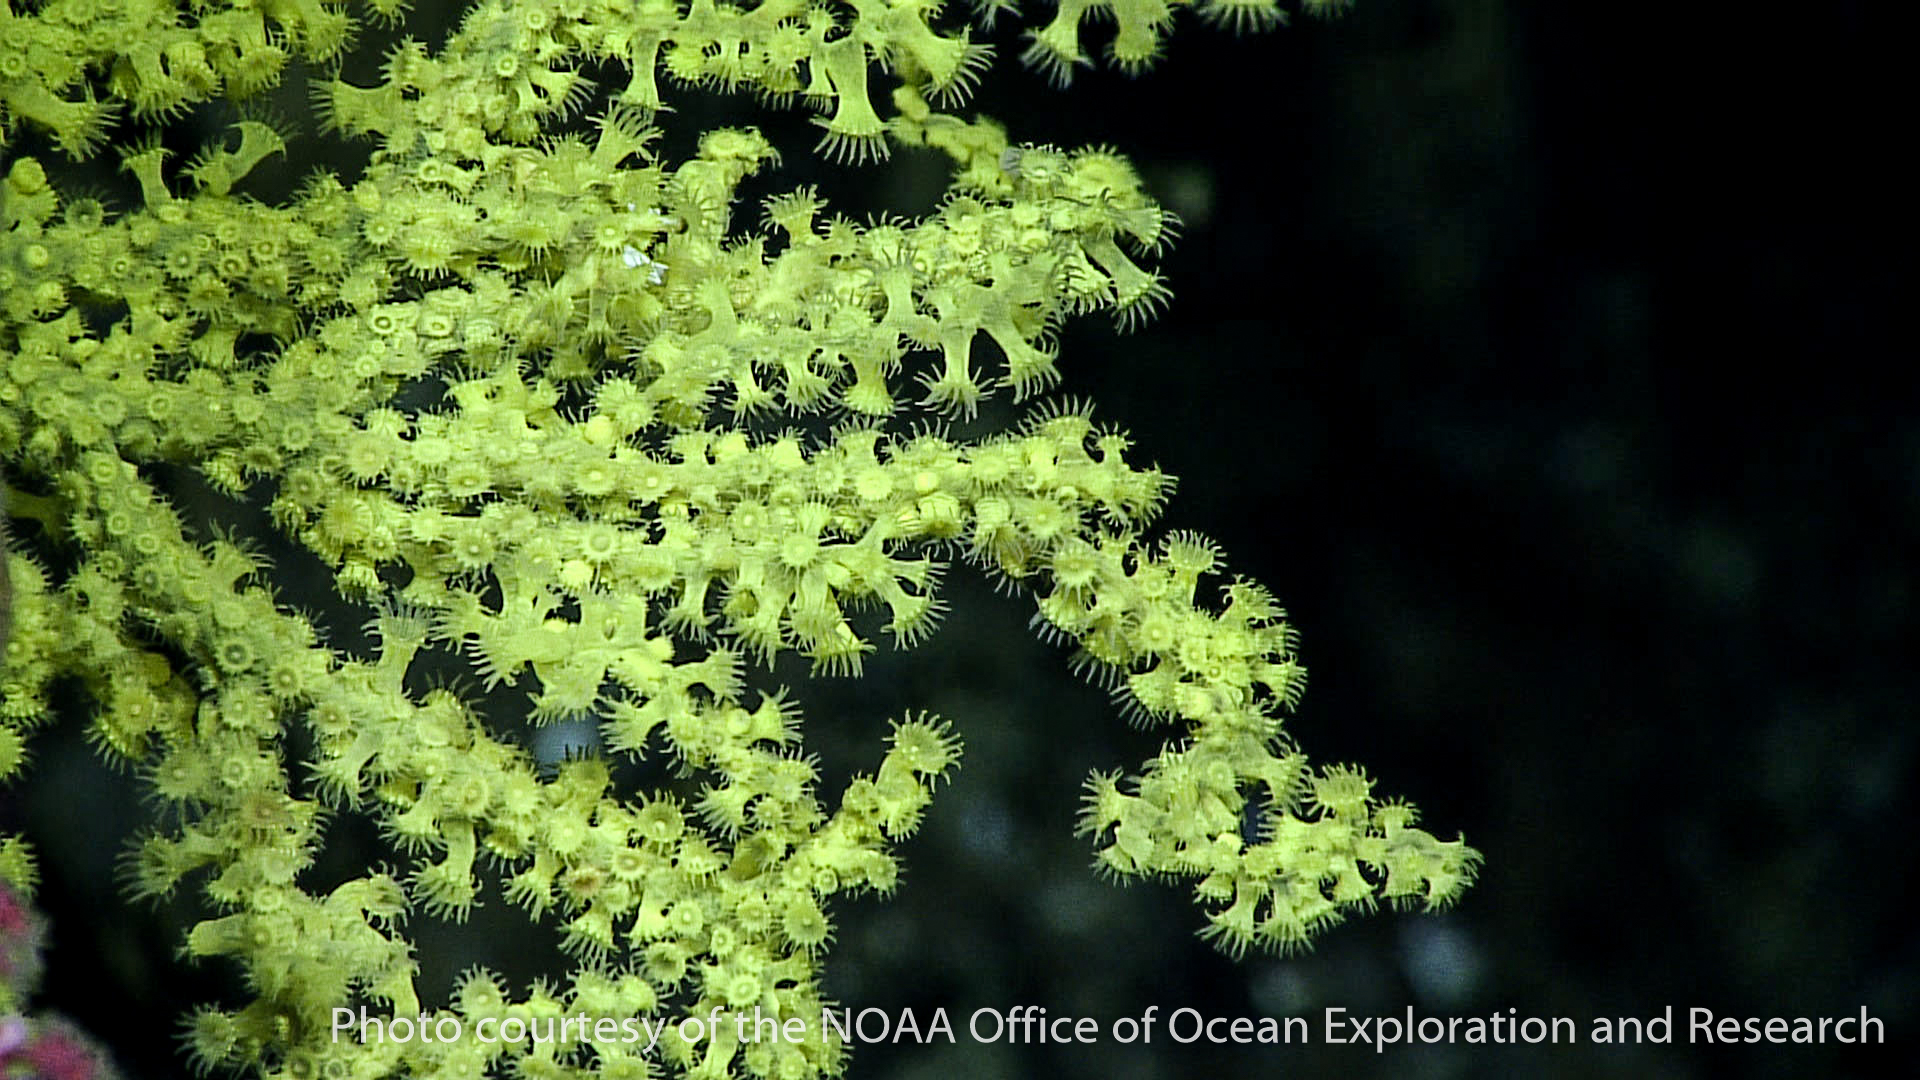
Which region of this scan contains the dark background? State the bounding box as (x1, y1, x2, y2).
(7, 2, 1910, 1078)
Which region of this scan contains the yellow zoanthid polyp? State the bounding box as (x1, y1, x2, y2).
(0, 3, 1476, 1078)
